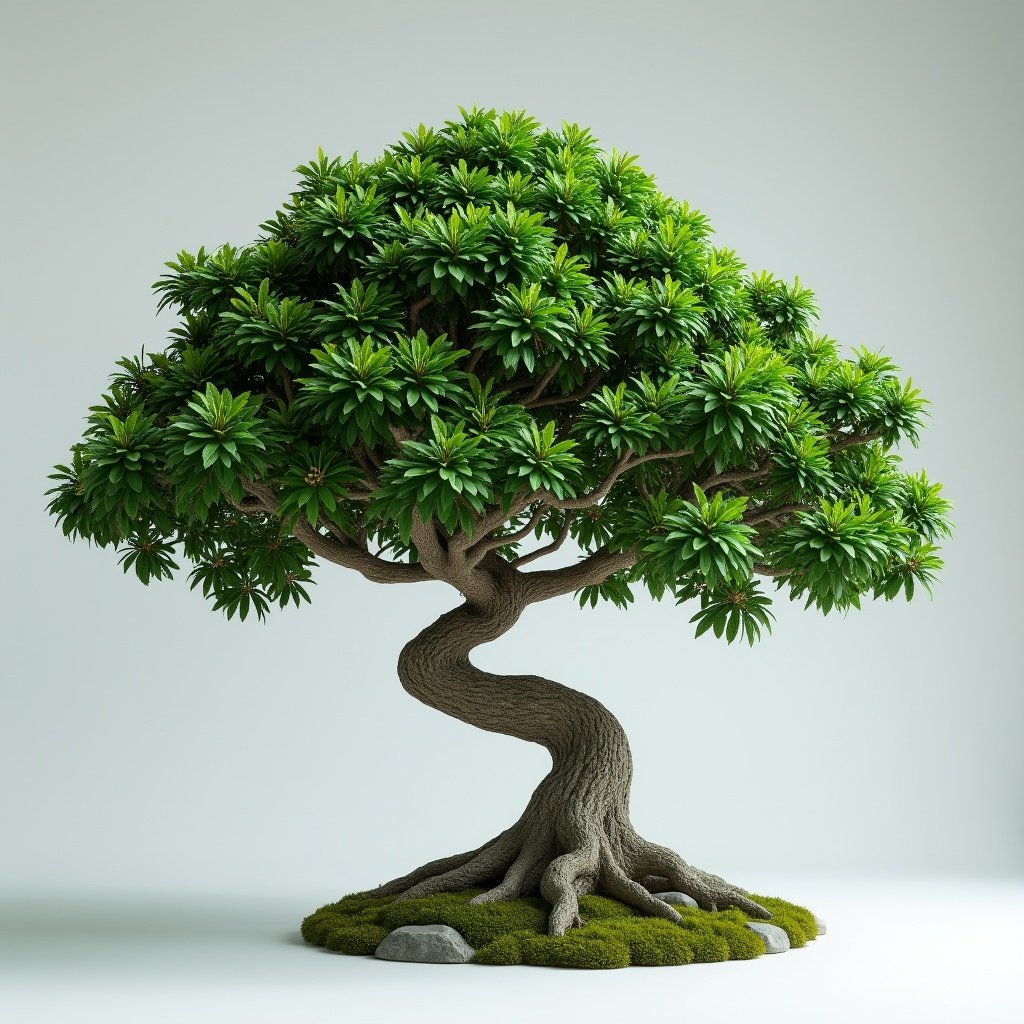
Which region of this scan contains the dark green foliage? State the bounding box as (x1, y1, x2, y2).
(220, 278, 318, 374)
(300, 888, 820, 969)
(47, 106, 950, 632)
(314, 278, 405, 345)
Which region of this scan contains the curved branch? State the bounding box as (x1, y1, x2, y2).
(829, 428, 884, 453)
(453, 488, 534, 554)
(408, 295, 432, 332)
(743, 501, 814, 526)
(459, 448, 692, 563)
(468, 503, 548, 560)
(527, 369, 604, 410)
(753, 563, 790, 578)
(699, 458, 774, 492)
(511, 513, 574, 569)
(523, 362, 562, 405)
(551, 448, 692, 512)
(522, 545, 637, 604)
(292, 519, 431, 585)
(238, 477, 430, 586)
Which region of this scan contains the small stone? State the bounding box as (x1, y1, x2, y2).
(746, 921, 790, 954)
(375, 924, 475, 964)
(652, 891, 699, 908)
(813, 914, 827, 935)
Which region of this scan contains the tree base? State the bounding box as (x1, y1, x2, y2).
(353, 792, 772, 936)
(301, 888, 822, 968)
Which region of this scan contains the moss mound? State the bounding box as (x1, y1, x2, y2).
(301, 889, 820, 969)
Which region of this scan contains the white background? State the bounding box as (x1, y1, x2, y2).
(2, 2, 1021, 1020)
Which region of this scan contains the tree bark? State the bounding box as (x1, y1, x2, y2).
(362, 565, 770, 936)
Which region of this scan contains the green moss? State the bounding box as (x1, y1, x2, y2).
(471, 932, 526, 965)
(323, 923, 389, 954)
(300, 888, 820, 969)
(375, 890, 549, 947)
(589, 917, 696, 966)
(577, 894, 638, 920)
(516, 932, 631, 969)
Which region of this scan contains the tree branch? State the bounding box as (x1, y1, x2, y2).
(523, 362, 562, 405)
(828, 429, 884, 453)
(699, 458, 774, 493)
(408, 295, 432, 332)
(353, 445, 381, 485)
(292, 518, 431, 585)
(468, 502, 548, 559)
(551, 448, 692, 511)
(528, 369, 604, 410)
(743, 502, 815, 526)
(235, 477, 430, 586)
(522, 545, 637, 604)
(453, 488, 534, 554)
(511, 513, 574, 568)
(465, 347, 485, 374)
(752, 563, 790, 578)
(277, 366, 295, 404)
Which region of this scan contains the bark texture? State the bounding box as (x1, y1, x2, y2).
(364, 563, 770, 936)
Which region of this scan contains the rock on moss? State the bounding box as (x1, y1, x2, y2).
(745, 921, 790, 953)
(375, 924, 475, 964)
(746, 895, 818, 948)
(652, 891, 699, 908)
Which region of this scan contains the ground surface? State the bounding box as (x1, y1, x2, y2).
(2, 876, 1021, 1024)
(301, 888, 817, 966)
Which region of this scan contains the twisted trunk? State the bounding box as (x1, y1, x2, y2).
(364, 567, 769, 935)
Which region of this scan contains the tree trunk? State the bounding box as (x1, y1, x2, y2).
(363, 567, 769, 936)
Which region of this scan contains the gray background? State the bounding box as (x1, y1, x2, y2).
(2, 0, 1021, 909)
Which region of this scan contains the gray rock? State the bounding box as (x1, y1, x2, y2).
(652, 891, 699, 909)
(813, 914, 827, 935)
(375, 924, 475, 964)
(746, 921, 791, 954)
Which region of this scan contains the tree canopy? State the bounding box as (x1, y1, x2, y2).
(47, 107, 951, 641)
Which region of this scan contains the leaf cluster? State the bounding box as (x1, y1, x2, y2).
(47, 107, 949, 634)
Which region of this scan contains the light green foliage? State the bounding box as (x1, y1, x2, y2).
(642, 485, 759, 588)
(300, 889, 819, 969)
(163, 384, 273, 514)
(315, 278, 405, 345)
(47, 106, 950, 631)
(505, 422, 582, 497)
(372, 416, 497, 538)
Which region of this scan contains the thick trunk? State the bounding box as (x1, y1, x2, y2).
(365, 568, 769, 936)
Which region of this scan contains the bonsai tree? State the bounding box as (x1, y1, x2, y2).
(47, 108, 951, 938)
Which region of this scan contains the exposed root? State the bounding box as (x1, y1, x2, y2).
(469, 832, 553, 905)
(600, 850, 683, 924)
(365, 809, 769, 935)
(540, 837, 600, 936)
(633, 838, 771, 919)
(392, 825, 524, 902)
(362, 845, 490, 898)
